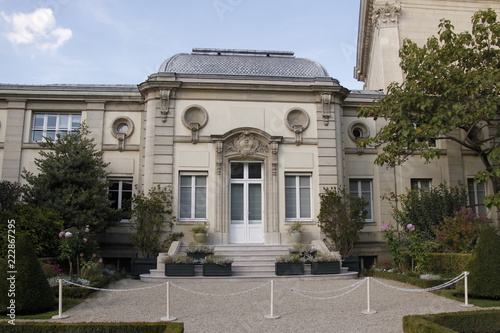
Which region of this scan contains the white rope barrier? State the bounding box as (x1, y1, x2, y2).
(460, 272, 474, 307)
(160, 282, 177, 322)
(361, 277, 377, 315)
(170, 280, 270, 297)
(275, 278, 366, 294)
(264, 280, 280, 319)
(371, 272, 466, 293)
(61, 279, 168, 292)
(284, 278, 367, 300)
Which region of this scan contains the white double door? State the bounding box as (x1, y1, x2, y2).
(229, 162, 263, 243)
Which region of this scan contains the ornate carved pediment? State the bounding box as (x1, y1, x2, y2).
(372, 2, 401, 27)
(225, 131, 269, 157)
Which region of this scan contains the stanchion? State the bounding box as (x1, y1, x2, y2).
(52, 279, 69, 319)
(161, 282, 177, 321)
(460, 271, 474, 308)
(265, 280, 280, 319)
(362, 277, 377, 315)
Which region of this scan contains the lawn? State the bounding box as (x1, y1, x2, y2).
(432, 290, 500, 308)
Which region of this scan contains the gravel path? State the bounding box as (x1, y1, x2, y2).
(57, 277, 485, 333)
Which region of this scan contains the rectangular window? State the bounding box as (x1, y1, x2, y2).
(179, 173, 207, 220)
(285, 174, 311, 220)
(108, 178, 133, 221)
(410, 179, 432, 192)
(31, 113, 82, 142)
(468, 178, 487, 215)
(349, 179, 373, 221)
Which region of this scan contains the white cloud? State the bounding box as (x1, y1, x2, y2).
(1, 8, 72, 51)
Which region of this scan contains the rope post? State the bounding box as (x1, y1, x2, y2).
(161, 282, 177, 321)
(460, 271, 474, 308)
(51, 279, 69, 319)
(264, 280, 280, 319)
(362, 277, 377, 315)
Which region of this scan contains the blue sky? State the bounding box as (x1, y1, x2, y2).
(0, 0, 363, 89)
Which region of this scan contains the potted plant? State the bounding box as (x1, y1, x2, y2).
(129, 185, 177, 279)
(289, 243, 317, 260)
(287, 222, 304, 244)
(185, 244, 215, 262)
(275, 254, 304, 276)
(201, 255, 234, 276)
(191, 222, 209, 244)
(310, 253, 341, 275)
(164, 254, 195, 277)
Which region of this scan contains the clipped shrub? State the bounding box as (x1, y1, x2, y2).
(368, 270, 446, 289)
(403, 310, 500, 333)
(0, 235, 56, 314)
(0, 321, 184, 333)
(425, 253, 471, 275)
(465, 226, 500, 299)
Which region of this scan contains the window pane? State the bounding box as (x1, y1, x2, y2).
(231, 163, 244, 179)
(47, 115, 57, 129)
(248, 184, 261, 221)
(230, 184, 244, 221)
(32, 131, 43, 142)
(285, 187, 296, 219)
(248, 163, 261, 179)
(299, 187, 311, 218)
(72, 114, 81, 128)
(179, 187, 192, 219)
(34, 114, 45, 128)
(59, 114, 69, 130)
(361, 181, 371, 192)
(195, 176, 206, 187)
(285, 176, 296, 187)
(180, 176, 192, 187)
(299, 176, 310, 187)
(45, 131, 56, 140)
(195, 187, 206, 218)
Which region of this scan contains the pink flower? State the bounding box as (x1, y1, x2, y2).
(98, 258, 103, 263)
(64, 231, 73, 238)
(83, 238, 88, 243)
(80, 253, 84, 257)
(381, 222, 391, 231)
(407, 224, 415, 232)
(92, 254, 97, 258)
(58, 231, 65, 238)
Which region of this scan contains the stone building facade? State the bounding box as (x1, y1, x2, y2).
(0, 1, 497, 267)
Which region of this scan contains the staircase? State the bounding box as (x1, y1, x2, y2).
(140, 244, 358, 281)
(214, 245, 290, 277)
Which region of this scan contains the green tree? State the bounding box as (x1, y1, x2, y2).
(0, 181, 26, 212)
(317, 187, 367, 258)
(392, 183, 468, 241)
(23, 124, 120, 233)
(130, 185, 178, 258)
(358, 9, 499, 208)
(0, 204, 63, 257)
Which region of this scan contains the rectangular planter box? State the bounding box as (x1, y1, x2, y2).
(165, 263, 195, 277)
(275, 262, 305, 276)
(311, 261, 341, 275)
(202, 263, 232, 276)
(130, 257, 157, 279)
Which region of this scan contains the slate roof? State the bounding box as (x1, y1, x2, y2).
(158, 48, 330, 78)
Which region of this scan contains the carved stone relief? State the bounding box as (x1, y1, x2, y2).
(372, 2, 401, 27)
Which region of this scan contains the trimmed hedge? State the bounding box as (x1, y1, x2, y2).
(403, 310, 500, 333)
(465, 226, 500, 299)
(400, 252, 471, 276)
(425, 253, 471, 275)
(52, 274, 124, 299)
(0, 322, 184, 333)
(368, 270, 446, 289)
